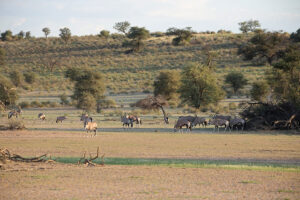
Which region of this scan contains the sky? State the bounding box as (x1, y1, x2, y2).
(0, 0, 299, 37)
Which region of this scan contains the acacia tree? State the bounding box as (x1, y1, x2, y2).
(0, 47, 5, 66)
(42, 27, 50, 39)
(238, 30, 289, 65)
(238, 19, 261, 34)
(9, 71, 24, 87)
(99, 30, 110, 39)
(134, 95, 169, 124)
(59, 27, 71, 44)
(179, 63, 224, 109)
(250, 81, 269, 102)
(113, 21, 130, 35)
(0, 75, 18, 107)
(225, 71, 248, 95)
(127, 26, 150, 52)
(267, 45, 300, 107)
(65, 68, 106, 112)
(166, 27, 193, 46)
(153, 70, 180, 100)
(290, 28, 300, 42)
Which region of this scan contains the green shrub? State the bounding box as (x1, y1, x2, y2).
(59, 93, 69, 105)
(24, 72, 36, 84)
(228, 102, 237, 110)
(19, 101, 30, 108)
(30, 101, 41, 107)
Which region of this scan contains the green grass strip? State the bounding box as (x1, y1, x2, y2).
(53, 157, 300, 172)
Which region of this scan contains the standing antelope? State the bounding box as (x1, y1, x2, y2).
(213, 115, 232, 121)
(174, 118, 191, 133)
(56, 116, 66, 123)
(8, 110, 18, 119)
(128, 115, 142, 127)
(38, 113, 46, 120)
(229, 118, 245, 131)
(121, 115, 133, 128)
(209, 118, 230, 132)
(8, 106, 22, 119)
(83, 118, 97, 137)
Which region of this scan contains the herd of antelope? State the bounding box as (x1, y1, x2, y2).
(174, 115, 245, 133)
(7, 107, 245, 136)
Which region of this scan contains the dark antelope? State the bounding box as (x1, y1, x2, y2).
(209, 118, 230, 132)
(174, 118, 191, 133)
(121, 115, 133, 128)
(56, 116, 67, 123)
(8, 107, 22, 119)
(229, 118, 245, 131)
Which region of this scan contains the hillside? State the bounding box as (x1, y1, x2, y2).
(0, 33, 268, 95)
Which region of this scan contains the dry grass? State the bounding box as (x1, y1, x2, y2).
(0, 130, 299, 160)
(1, 162, 299, 200)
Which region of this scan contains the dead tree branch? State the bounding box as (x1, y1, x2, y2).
(77, 147, 104, 167)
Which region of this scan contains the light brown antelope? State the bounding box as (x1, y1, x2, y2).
(38, 113, 46, 120)
(174, 118, 191, 133)
(56, 116, 66, 123)
(83, 118, 97, 136)
(209, 118, 230, 132)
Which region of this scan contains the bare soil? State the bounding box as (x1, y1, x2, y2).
(1, 161, 299, 200)
(1, 129, 300, 199)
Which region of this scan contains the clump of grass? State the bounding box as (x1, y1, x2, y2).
(8, 119, 25, 130)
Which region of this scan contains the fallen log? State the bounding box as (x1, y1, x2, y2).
(0, 148, 54, 163)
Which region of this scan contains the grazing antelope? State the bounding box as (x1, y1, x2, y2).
(174, 118, 191, 133)
(179, 115, 208, 129)
(38, 113, 46, 120)
(8, 110, 18, 119)
(121, 115, 133, 128)
(8, 106, 22, 119)
(209, 118, 230, 132)
(127, 115, 142, 126)
(229, 118, 245, 131)
(83, 118, 97, 137)
(213, 115, 232, 121)
(56, 116, 66, 123)
(191, 117, 208, 128)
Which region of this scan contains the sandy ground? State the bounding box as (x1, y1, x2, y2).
(1, 130, 300, 161)
(1, 161, 299, 200)
(1, 128, 300, 200)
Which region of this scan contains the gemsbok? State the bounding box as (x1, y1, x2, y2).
(209, 118, 230, 132)
(174, 118, 191, 133)
(8, 106, 22, 119)
(56, 116, 66, 123)
(229, 118, 245, 131)
(128, 115, 142, 127)
(121, 115, 133, 129)
(83, 118, 97, 137)
(38, 113, 46, 120)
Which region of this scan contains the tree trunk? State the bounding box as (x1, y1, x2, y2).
(159, 105, 169, 124)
